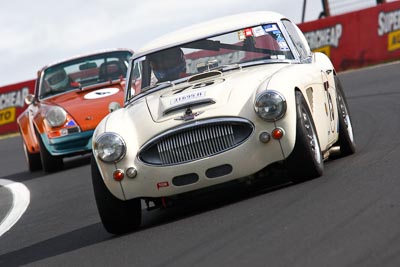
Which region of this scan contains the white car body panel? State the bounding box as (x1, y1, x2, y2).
(94, 61, 339, 200)
(92, 11, 344, 201)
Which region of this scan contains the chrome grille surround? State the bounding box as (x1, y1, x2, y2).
(139, 118, 254, 166)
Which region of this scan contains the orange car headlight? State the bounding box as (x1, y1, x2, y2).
(45, 106, 67, 127)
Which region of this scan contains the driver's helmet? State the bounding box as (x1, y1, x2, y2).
(148, 47, 186, 82)
(45, 68, 69, 91)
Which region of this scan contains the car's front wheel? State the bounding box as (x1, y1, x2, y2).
(335, 76, 355, 156)
(287, 91, 323, 183)
(36, 131, 63, 172)
(91, 156, 141, 235)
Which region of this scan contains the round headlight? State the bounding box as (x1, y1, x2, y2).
(94, 133, 126, 163)
(46, 106, 67, 127)
(255, 90, 286, 121)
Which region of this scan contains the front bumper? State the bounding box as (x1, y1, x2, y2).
(41, 130, 94, 156)
(96, 125, 288, 200)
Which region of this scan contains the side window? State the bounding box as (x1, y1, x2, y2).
(281, 20, 311, 61)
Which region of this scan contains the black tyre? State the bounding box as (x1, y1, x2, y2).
(335, 76, 355, 156)
(36, 131, 63, 172)
(287, 91, 323, 182)
(91, 155, 141, 235)
(22, 141, 42, 171)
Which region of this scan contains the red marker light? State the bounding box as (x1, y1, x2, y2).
(272, 128, 284, 140)
(157, 181, 169, 190)
(113, 169, 124, 181)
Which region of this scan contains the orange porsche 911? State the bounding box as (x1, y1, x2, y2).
(17, 49, 133, 172)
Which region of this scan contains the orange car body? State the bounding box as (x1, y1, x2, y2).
(17, 49, 133, 172)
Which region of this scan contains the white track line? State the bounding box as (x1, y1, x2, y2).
(0, 179, 30, 237)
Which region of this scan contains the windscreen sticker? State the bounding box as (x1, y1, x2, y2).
(84, 88, 120, 100)
(237, 30, 246, 40)
(252, 26, 266, 37)
(271, 55, 287, 60)
(278, 41, 290, 51)
(244, 28, 253, 37)
(263, 24, 278, 32)
(273, 31, 285, 41)
(170, 91, 206, 105)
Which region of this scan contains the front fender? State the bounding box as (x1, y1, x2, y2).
(17, 110, 40, 154)
(313, 52, 335, 73)
(92, 112, 127, 201)
(274, 88, 297, 158)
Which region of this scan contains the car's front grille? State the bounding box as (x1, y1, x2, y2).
(139, 118, 253, 166)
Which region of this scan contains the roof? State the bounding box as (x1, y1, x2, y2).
(135, 11, 287, 57)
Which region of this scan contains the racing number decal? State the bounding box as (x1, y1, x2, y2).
(327, 91, 334, 121)
(321, 71, 336, 134)
(84, 88, 119, 100)
(325, 90, 336, 133)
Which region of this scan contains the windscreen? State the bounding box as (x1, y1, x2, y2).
(127, 23, 294, 101)
(39, 51, 132, 99)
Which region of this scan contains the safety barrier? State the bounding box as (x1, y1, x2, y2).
(0, 79, 35, 135)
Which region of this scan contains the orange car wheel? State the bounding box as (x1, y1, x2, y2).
(22, 141, 42, 172)
(36, 131, 64, 172)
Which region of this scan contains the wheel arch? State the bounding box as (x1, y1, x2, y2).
(17, 111, 40, 154)
(274, 86, 304, 159)
(92, 154, 127, 201)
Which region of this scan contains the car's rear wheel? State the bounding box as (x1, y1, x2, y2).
(22, 141, 42, 172)
(287, 91, 323, 183)
(335, 76, 355, 156)
(36, 131, 63, 172)
(91, 156, 141, 235)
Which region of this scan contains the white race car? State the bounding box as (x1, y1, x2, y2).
(91, 11, 355, 234)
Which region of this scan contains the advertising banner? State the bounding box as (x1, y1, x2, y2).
(0, 79, 35, 135)
(299, 1, 400, 71)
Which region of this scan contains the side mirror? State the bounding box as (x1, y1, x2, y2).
(25, 94, 36, 105)
(108, 101, 121, 113)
